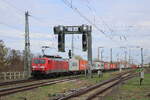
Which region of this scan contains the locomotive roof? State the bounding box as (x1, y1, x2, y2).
(42, 55, 67, 61)
(33, 56, 67, 61)
(43, 55, 62, 58)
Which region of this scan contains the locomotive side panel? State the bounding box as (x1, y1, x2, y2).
(50, 60, 69, 73)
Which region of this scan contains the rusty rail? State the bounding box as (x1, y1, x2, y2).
(0, 78, 36, 86)
(57, 70, 136, 100)
(0, 76, 79, 97)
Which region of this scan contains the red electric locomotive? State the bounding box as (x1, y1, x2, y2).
(31, 55, 69, 77)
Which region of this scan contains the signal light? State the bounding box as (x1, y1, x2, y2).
(82, 33, 87, 51)
(54, 25, 64, 34)
(58, 33, 65, 52)
(68, 50, 72, 59)
(54, 26, 59, 34)
(79, 25, 92, 33)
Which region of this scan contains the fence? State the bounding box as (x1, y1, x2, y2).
(0, 72, 25, 81)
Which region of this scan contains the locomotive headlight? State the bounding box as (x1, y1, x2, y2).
(40, 66, 45, 68)
(32, 66, 36, 68)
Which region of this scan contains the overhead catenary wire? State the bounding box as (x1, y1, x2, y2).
(1, 0, 24, 15)
(62, 0, 107, 35)
(87, 0, 127, 40)
(0, 0, 87, 58)
(0, 0, 147, 63)
(1, 0, 56, 30)
(1, 0, 123, 43)
(0, 0, 58, 44)
(61, 0, 122, 41)
(0, 1, 125, 48)
(84, 0, 113, 31)
(83, 0, 127, 40)
(0, 21, 23, 32)
(1, 0, 53, 31)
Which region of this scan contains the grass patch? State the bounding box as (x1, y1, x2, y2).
(0, 70, 126, 100)
(79, 72, 114, 84)
(107, 73, 150, 100)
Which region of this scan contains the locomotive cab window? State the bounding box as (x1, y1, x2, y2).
(33, 59, 46, 64)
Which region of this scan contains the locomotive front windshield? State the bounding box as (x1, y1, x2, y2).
(33, 59, 46, 64)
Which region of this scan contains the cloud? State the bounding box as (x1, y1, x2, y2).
(0, 0, 150, 63)
(0, 29, 23, 38)
(138, 21, 150, 27)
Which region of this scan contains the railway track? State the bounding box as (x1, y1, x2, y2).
(0, 76, 79, 97)
(0, 69, 134, 87)
(0, 78, 37, 87)
(57, 70, 137, 100)
(0, 75, 83, 87)
(0, 70, 137, 98)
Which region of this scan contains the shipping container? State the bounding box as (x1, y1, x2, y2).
(93, 61, 104, 70)
(120, 64, 125, 69)
(110, 63, 113, 69)
(79, 60, 88, 71)
(104, 62, 110, 70)
(131, 64, 138, 69)
(69, 59, 79, 71)
(110, 63, 117, 69)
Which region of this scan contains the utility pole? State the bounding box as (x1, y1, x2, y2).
(120, 47, 127, 68)
(141, 48, 144, 68)
(98, 47, 100, 61)
(124, 50, 127, 67)
(24, 11, 31, 78)
(98, 47, 103, 61)
(128, 48, 131, 67)
(71, 34, 74, 58)
(87, 30, 92, 78)
(101, 49, 103, 62)
(110, 48, 112, 63)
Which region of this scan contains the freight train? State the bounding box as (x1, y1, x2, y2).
(31, 55, 138, 77)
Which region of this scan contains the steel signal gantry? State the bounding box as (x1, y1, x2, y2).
(53, 25, 93, 78)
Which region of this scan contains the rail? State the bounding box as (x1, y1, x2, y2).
(0, 76, 79, 97)
(57, 70, 137, 100)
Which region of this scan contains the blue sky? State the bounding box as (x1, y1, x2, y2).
(0, 0, 150, 64)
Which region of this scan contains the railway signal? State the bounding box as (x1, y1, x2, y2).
(68, 50, 72, 59)
(58, 33, 65, 52)
(82, 33, 87, 51)
(54, 25, 65, 52)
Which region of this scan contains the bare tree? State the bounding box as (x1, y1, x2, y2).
(0, 40, 10, 70)
(0, 40, 24, 72)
